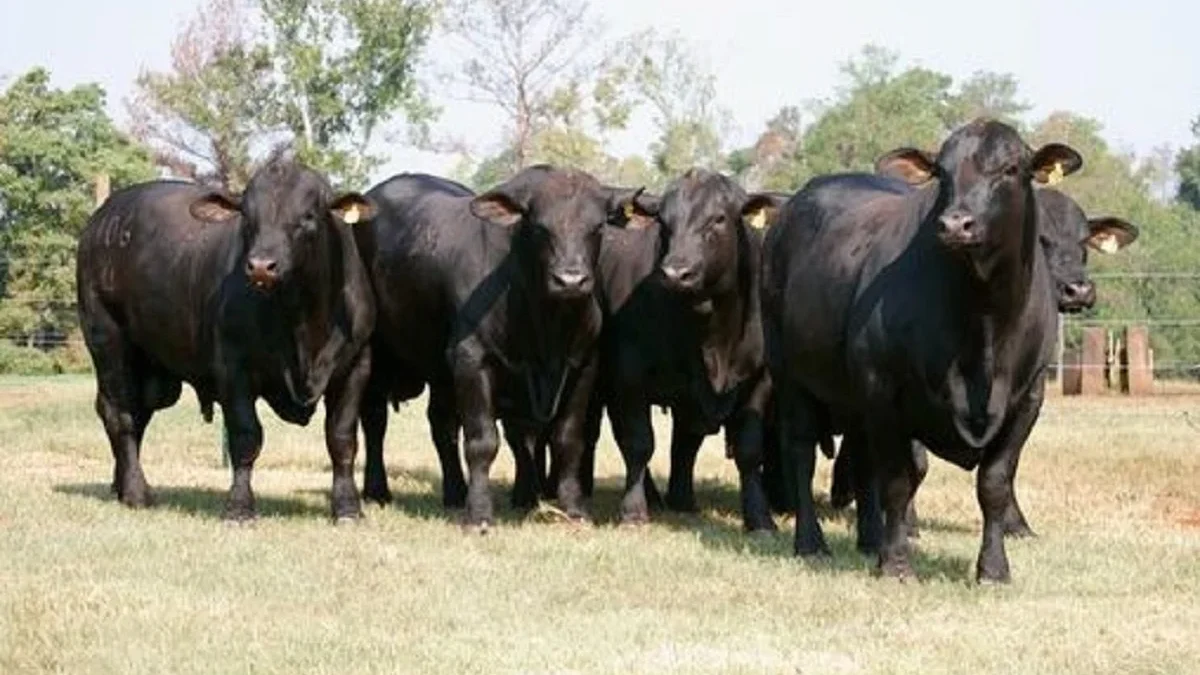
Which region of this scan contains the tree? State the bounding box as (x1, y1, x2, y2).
(0, 69, 155, 344)
(1176, 116, 1200, 210)
(631, 32, 731, 182)
(734, 46, 1030, 191)
(440, 0, 605, 173)
(131, 0, 437, 188)
(259, 0, 438, 186)
(128, 0, 274, 190)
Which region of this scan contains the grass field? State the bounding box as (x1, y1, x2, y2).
(1, 375, 1198, 674)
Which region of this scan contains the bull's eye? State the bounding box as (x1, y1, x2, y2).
(1002, 163, 1020, 178)
(299, 211, 319, 233)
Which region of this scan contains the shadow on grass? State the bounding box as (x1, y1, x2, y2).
(594, 472, 976, 583)
(54, 482, 330, 520)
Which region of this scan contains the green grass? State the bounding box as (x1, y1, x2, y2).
(1, 375, 1198, 674)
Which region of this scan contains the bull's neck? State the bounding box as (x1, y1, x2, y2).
(970, 198, 1037, 336)
(694, 229, 756, 393)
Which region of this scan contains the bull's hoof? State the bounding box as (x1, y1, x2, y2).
(744, 516, 778, 534)
(795, 539, 832, 558)
(876, 559, 915, 580)
(119, 487, 155, 509)
(361, 485, 393, 507)
(618, 512, 650, 528)
(222, 501, 257, 524)
(334, 514, 362, 527)
(665, 493, 698, 514)
(856, 538, 882, 557)
(976, 563, 1012, 585)
(462, 519, 492, 536)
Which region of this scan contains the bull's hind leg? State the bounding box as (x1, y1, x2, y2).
(777, 385, 829, 556)
(428, 380, 467, 509)
(868, 425, 920, 579)
(665, 419, 703, 513)
(82, 303, 155, 508)
(505, 421, 541, 510)
(360, 374, 393, 506)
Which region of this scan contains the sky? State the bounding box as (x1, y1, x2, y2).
(2, 0, 1198, 184)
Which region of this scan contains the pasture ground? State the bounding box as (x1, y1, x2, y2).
(1, 375, 1198, 674)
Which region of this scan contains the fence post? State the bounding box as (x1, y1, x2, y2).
(1123, 325, 1153, 395)
(1081, 326, 1107, 395)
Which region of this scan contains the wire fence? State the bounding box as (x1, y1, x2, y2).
(5, 272, 1200, 376)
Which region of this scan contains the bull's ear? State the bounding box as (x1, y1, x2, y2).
(742, 192, 786, 230)
(470, 191, 524, 227)
(189, 191, 241, 223)
(607, 187, 658, 230)
(1086, 218, 1139, 254)
(875, 148, 938, 184)
(330, 192, 375, 225)
(1031, 143, 1083, 185)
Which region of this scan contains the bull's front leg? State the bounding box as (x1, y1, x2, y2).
(728, 378, 776, 532)
(547, 357, 598, 521)
(323, 345, 370, 522)
(976, 391, 1042, 584)
(456, 358, 500, 531)
(221, 385, 263, 523)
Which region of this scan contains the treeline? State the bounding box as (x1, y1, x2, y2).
(3, 0, 1200, 374)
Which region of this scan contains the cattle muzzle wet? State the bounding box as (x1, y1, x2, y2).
(246, 256, 281, 292)
(937, 209, 982, 249)
(660, 261, 703, 294)
(1057, 280, 1096, 313)
(548, 266, 594, 299)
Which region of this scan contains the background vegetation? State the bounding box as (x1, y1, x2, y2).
(3, 0, 1200, 374)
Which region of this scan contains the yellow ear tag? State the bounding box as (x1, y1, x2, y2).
(1097, 233, 1119, 254)
(342, 204, 361, 224)
(1046, 161, 1065, 186)
(623, 202, 635, 219)
(748, 209, 767, 229)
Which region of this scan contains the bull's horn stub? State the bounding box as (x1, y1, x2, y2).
(342, 204, 361, 224)
(748, 210, 767, 229)
(1047, 161, 1065, 186)
(623, 202, 634, 219)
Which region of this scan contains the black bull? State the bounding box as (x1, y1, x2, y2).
(762, 118, 1094, 582)
(76, 158, 376, 521)
(354, 167, 654, 528)
(818, 166, 1138, 537)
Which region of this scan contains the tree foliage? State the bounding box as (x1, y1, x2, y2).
(0, 68, 155, 344)
(130, 0, 437, 188)
(1176, 116, 1200, 210)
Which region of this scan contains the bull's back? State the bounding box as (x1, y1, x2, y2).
(767, 175, 931, 405)
(364, 174, 502, 380)
(78, 181, 238, 376)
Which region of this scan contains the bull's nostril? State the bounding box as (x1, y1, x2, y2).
(264, 260, 277, 273)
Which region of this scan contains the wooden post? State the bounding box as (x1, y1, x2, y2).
(94, 173, 111, 207)
(1062, 347, 1082, 396)
(1080, 326, 1107, 395)
(1123, 325, 1153, 395)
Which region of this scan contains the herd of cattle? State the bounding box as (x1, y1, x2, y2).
(76, 118, 1140, 583)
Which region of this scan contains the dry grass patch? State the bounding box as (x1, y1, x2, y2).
(1, 375, 1198, 674)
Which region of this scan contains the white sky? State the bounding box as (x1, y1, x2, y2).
(2, 0, 1198, 184)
